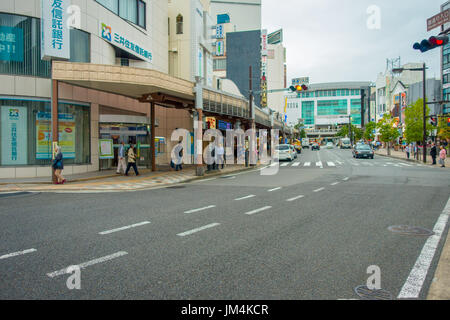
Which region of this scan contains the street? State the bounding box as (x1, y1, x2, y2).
(1, 147, 449, 300)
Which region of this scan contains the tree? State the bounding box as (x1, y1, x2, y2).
(336, 125, 349, 138)
(363, 122, 377, 142)
(376, 114, 400, 155)
(437, 116, 450, 142)
(299, 129, 306, 139)
(336, 124, 362, 142)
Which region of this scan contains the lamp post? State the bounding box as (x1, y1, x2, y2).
(392, 63, 427, 163)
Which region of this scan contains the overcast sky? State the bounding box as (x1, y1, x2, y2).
(262, 0, 445, 84)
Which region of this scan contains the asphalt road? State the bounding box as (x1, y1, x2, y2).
(1, 147, 449, 300)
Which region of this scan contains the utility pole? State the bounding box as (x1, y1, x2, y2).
(422, 62, 427, 163)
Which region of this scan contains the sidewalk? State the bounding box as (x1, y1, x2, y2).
(374, 148, 449, 168)
(0, 164, 263, 193)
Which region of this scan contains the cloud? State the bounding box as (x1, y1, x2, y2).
(263, 0, 444, 83)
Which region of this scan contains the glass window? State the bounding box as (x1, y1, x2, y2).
(351, 99, 361, 126)
(0, 99, 90, 166)
(119, 0, 138, 24)
(70, 29, 90, 63)
(302, 101, 315, 125)
(138, 0, 146, 28)
(96, 0, 119, 14)
(317, 100, 348, 116)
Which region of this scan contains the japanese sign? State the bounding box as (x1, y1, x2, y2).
(0, 27, 24, 62)
(216, 40, 224, 56)
(100, 22, 152, 63)
(427, 9, 450, 31)
(99, 139, 114, 160)
(41, 0, 71, 61)
(216, 24, 224, 39)
(1, 106, 28, 165)
(261, 29, 268, 56)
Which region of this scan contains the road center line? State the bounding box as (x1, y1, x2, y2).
(244, 206, 272, 215)
(398, 196, 450, 299)
(177, 223, 221, 237)
(286, 195, 304, 202)
(268, 187, 282, 192)
(0, 248, 37, 260)
(313, 187, 325, 193)
(235, 195, 256, 201)
(184, 205, 216, 214)
(99, 221, 151, 235)
(46, 251, 128, 278)
(330, 182, 340, 186)
(342, 177, 350, 181)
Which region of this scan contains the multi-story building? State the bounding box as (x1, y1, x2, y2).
(284, 82, 372, 137)
(209, 0, 261, 32)
(266, 31, 287, 114)
(441, 1, 450, 114)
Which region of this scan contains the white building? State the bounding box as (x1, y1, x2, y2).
(209, 0, 261, 32)
(266, 42, 286, 114)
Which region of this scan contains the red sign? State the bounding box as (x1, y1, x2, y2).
(427, 9, 450, 31)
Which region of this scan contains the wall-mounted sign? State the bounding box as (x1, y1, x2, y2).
(205, 117, 216, 129)
(268, 29, 283, 45)
(1, 106, 28, 165)
(216, 24, 224, 39)
(261, 29, 268, 56)
(427, 8, 450, 31)
(292, 77, 309, 86)
(99, 139, 114, 159)
(41, 0, 70, 61)
(217, 120, 232, 130)
(0, 27, 24, 62)
(216, 40, 224, 56)
(100, 22, 152, 62)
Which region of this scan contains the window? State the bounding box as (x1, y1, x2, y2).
(302, 101, 315, 125)
(70, 29, 90, 63)
(213, 59, 226, 70)
(351, 99, 361, 126)
(317, 100, 348, 116)
(96, 0, 146, 29)
(0, 99, 90, 166)
(176, 14, 183, 34)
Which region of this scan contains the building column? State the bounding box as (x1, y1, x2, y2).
(194, 78, 204, 176)
(51, 79, 58, 184)
(150, 102, 156, 172)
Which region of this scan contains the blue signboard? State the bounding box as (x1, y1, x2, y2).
(218, 120, 231, 130)
(0, 26, 24, 62)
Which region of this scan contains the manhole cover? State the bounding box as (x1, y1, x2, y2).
(388, 225, 434, 236)
(354, 285, 393, 300)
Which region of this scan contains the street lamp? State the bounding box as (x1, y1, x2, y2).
(392, 63, 427, 163)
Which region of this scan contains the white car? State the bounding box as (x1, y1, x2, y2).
(326, 142, 333, 149)
(290, 145, 298, 159)
(275, 144, 295, 161)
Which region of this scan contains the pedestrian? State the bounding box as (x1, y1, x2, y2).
(173, 140, 183, 171)
(405, 144, 410, 159)
(52, 145, 66, 184)
(430, 142, 437, 165)
(439, 145, 447, 168)
(116, 141, 127, 174)
(125, 143, 139, 176)
(414, 144, 418, 159)
(216, 143, 225, 170)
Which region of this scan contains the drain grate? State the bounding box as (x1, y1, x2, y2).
(354, 285, 393, 300)
(388, 225, 434, 237)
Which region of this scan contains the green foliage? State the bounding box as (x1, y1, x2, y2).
(336, 124, 362, 141)
(376, 114, 400, 143)
(336, 125, 349, 137)
(437, 116, 450, 141)
(363, 122, 377, 141)
(299, 129, 306, 139)
(404, 98, 435, 144)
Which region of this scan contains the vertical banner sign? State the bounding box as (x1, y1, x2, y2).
(41, 0, 71, 60)
(1, 106, 28, 165)
(261, 29, 268, 56)
(261, 29, 268, 108)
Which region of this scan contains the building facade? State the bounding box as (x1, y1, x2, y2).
(209, 0, 261, 33)
(441, 1, 450, 115)
(266, 40, 286, 114)
(284, 82, 372, 136)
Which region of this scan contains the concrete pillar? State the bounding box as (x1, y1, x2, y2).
(150, 102, 156, 172)
(51, 79, 58, 184)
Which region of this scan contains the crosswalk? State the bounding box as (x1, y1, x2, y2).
(273, 159, 420, 169)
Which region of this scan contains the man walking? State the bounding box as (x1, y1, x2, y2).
(116, 141, 127, 174)
(125, 143, 139, 176)
(405, 144, 410, 160)
(430, 142, 437, 165)
(216, 143, 225, 170)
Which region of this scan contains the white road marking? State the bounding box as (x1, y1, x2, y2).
(327, 162, 336, 167)
(184, 205, 216, 214)
(316, 161, 323, 168)
(342, 177, 349, 181)
(99, 221, 151, 235)
(244, 206, 272, 215)
(195, 178, 217, 183)
(292, 162, 301, 167)
(268, 187, 282, 192)
(398, 163, 412, 167)
(304, 162, 311, 167)
(235, 195, 256, 201)
(0, 248, 37, 260)
(46, 251, 128, 278)
(280, 163, 289, 167)
(330, 182, 340, 186)
(286, 195, 304, 202)
(313, 187, 325, 193)
(398, 196, 450, 299)
(177, 223, 221, 237)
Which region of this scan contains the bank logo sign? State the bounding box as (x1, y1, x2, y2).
(100, 22, 152, 63)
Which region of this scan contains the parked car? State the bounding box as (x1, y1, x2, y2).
(311, 143, 320, 151)
(275, 144, 295, 161)
(352, 144, 374, 159)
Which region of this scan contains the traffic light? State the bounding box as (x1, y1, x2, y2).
(289, 84, 308, 93)
(447, 117, 450, 127)
(413, 35, 449, 53)
(430, 116, 437, 126)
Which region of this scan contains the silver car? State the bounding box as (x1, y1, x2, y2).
(275, 144, 295, 161)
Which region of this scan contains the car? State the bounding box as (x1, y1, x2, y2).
(275, 144, 295, 161)
(340, 138, 351, 149)
(352, 144, 374, 159)
(311, 143, 320, 151)
(289, 145, 298, 159)
(326, 142, 333, 149)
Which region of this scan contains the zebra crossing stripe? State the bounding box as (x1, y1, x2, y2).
(292, 162, 301, 167)
(304, 162, 311, 167)
(316, 161, 323, 168)
(280, 163, 289, 167)
(327, 162, 336, 167)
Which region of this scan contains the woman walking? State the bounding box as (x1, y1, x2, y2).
(52, 146, 66, 184)
(439, 145, 447, 168)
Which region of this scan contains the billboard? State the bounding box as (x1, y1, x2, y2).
(1, 106, 28, 165)
(41, 0, 71, 61)
(268, 29, 283, 45)
(0, 27, 24, 62)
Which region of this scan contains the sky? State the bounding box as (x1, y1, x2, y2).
(262, 0, 445, 84)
